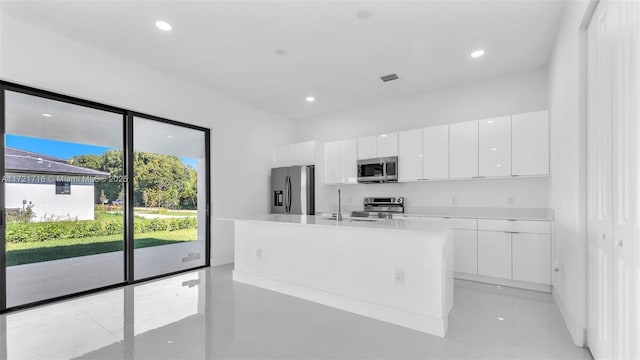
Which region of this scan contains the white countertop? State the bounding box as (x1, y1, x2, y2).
(396, 207, 553, 221)
(220, 214, 450, 233)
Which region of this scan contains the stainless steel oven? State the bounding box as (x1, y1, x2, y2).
(357, 156, 398, 183)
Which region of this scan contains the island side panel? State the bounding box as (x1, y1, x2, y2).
(232, 220, 451, 336)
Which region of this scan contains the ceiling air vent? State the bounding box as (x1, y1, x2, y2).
(380, 73, 399, 82)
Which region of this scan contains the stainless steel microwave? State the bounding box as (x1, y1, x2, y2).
(357, 156, 398, 183)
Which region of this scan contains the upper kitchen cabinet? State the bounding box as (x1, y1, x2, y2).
(275, 143, 296, 167)
(377, 132, 398, 157)
(357, 135, 377, 159)
(275, 141, 317, 167)
(398, 129, 422, 182)
(323, 140, 340, 184)
(422, 125, 449, 179)
(323, 138, 357, 185)
(511, 110, 549, 176)
(449, 120, 479, 178)
(479, 116, 511, 177)
(294, 141, 317, 166)
(357, 132, 398, 159)
(339, 138, 358, 184)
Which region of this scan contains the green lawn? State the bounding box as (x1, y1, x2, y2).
(6, 228, 198, 267)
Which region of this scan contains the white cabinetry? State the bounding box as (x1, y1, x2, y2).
(512, 233, 551, 284)
(511, 110, 549, 175)
(449, 120, 478, 178)
(477, 231, 512, 279)
(357, 136, 377, 160)
(453, 229, 478, 275)
(398, 129, 422, 182)
(377, 132, 398, 157)
(479, 116, 511, 177)
(357, 132, 398, 159)
(422, 125, 449, 179)
(323, 141, 340, 185)
(323, 138, 357, 185)
(295, 141, 316, 165)
(276, 141, 316, 167)
(339, 138, 357, 184)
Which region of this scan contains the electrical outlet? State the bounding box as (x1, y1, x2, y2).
(393, 268, 404, 284)
(255, 248, 262, 260)
(507, 195, 515, 206)
(451, 196, 458, 206)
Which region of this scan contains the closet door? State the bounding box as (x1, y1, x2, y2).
(611, 2, 639, 358)
(587, 2, 614, 358)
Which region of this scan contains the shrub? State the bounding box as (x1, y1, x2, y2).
(6, 216, 197, 243)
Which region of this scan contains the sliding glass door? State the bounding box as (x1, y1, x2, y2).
(2, 89, 126, 308)
(132, 116, 208, 280)
(0, 83, 210, 311)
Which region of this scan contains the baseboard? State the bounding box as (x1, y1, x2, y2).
(211, 254, 234, 267)
(553, 290, 587, 347)
(454, 272, 552, 293)
(233, 270, 448, 337)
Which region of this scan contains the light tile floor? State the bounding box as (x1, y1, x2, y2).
(0, 264, 593, 359)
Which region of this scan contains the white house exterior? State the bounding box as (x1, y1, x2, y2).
(5, 147, 109, 221)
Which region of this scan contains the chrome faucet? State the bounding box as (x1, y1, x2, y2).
(337, 188, 343, 221)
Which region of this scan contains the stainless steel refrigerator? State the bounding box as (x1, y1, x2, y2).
(271, 165, 315, 215)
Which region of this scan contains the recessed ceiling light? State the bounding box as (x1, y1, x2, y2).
(486, 120, 495, 124)
(167, 135, 173, 138)
(42, 113, 52, 117)
(306, 96, 315, 103)
(496, 164, 502, 167)
(155, 20, 172, 31)
(470, 49, 485, 58)
(380, 134, 388, 138)
(357, 10, 372, 20)
(491, 147, 498, 151)
(497, 317, 504, 321)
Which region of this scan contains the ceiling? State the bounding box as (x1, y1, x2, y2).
(1, 0, 567, 120)
(5, 90, 205, 159)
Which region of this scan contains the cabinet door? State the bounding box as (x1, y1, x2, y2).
(339, 138, 357, 184)
(450, 120, 479, 178)
(295, 141, 316, 166)
(478, 230, 512, 279)
(453, 229, 478, 274)
(422, 125, 449, 179)
(276, 144, 296, 167)
(512, 233, 551, 284)
(357, 135, 377, 159)
(377, 132, 398, 157)
(323, 141, 340, 184)
(512, 110, 549, 175)
(479, 116, 511, 177)
(398, 129, 422, 181)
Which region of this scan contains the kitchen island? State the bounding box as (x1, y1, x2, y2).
(223, 214, 453, 337)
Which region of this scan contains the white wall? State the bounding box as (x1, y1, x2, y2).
(547, 0, 592, 347)
(292, 68, 550, 212)
(6, 182, 95, 221)
(0, 15, 295, 266)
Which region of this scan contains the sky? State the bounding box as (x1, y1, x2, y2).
(6, 134, 198, 168)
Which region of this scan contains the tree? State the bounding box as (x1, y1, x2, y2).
(99, 190, 108, 204)
(71, 151, 196, 209)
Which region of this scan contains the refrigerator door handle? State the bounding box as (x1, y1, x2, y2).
(284, 176, 289, 213)
(287, 175, 292, 213)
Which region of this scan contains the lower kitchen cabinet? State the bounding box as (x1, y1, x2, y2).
(477, 230, 512, 279)
(512, 233, 551, 285)
(453, 229, 477, 274)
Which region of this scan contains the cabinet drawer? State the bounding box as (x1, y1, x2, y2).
(477, 219, 550, 234)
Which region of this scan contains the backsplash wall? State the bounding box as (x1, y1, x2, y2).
(317, 178, 550, 213)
